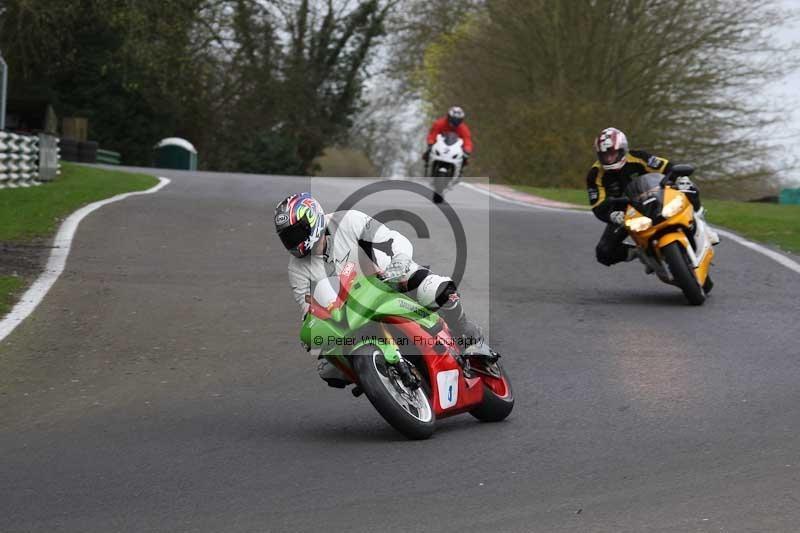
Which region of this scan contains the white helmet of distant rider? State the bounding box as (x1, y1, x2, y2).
(594, 127, 628, 171)
(447, 106, 465, 127)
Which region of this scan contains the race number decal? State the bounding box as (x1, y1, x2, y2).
(437, 369, 460, 409)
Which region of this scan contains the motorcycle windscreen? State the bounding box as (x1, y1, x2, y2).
(442, 132, 461, 146)
(625, 173, 665, 219)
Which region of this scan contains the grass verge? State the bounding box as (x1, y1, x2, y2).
(0, 163, 158, 241)
(509, 185, 800, 254)
(703, 199, 800, 254)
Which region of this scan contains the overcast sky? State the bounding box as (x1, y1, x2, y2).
(764, 0, 800, 184)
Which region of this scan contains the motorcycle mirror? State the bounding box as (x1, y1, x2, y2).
(671, 164, 695, 177)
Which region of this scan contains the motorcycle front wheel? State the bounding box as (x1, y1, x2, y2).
(352, 344, 436, 440)
(662, 241, 706, 305)
(432, 175, 449, 203)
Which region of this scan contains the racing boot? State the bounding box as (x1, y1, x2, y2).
(438, 299, 497, 363)
(411, 272, 496, 363)
(438, 298, 482, 346)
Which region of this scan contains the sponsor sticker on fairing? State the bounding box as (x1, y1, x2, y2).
(648, 156, 663, 169)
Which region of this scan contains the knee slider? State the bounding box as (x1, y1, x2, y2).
(414, 273, 456, 309)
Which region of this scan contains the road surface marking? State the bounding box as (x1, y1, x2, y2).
(462, 182, 800, 276)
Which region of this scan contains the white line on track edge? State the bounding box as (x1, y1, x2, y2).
(461, 181, 800, 276)
(0, 176, 171, 343)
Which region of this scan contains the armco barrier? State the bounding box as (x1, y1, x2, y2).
(0, 131, 60, 188)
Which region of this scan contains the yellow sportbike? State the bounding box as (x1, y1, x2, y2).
(622, 166, 714, 305)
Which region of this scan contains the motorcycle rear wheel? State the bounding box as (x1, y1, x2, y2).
(470, 361, 514, 422)
(352, 344, 436, 440)
(663, 241, 706, 305)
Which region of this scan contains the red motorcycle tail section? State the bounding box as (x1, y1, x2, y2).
(388, 319, 485, 418)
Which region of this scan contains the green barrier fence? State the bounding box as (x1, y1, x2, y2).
(96, 149, 121, 165)
(780, 188, 800, 205)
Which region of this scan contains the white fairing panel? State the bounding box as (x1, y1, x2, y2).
(693, 216, 712, 266)
(427, 134, 465, 181)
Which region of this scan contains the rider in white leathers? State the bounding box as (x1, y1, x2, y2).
(275, 193, 485, 386)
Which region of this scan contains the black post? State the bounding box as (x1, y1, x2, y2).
(0, 49, 7, 131)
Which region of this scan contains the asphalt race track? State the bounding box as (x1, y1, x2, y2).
(1, 170, 799, 532)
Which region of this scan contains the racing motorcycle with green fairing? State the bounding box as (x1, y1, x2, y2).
(300, 262, 514, 440)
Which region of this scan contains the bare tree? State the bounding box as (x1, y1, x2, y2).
(201, 0, 392, 173)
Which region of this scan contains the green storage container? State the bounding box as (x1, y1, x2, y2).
(154, 137, 198, 170)
(779, 188, 800, 205)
